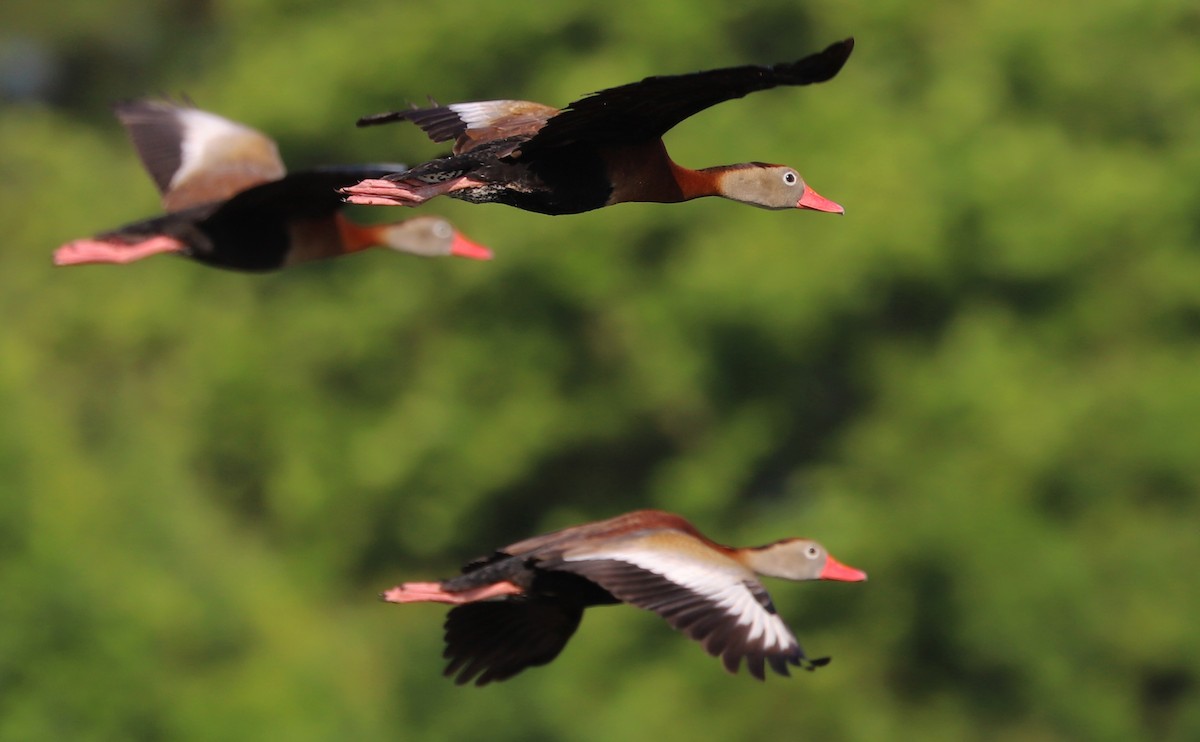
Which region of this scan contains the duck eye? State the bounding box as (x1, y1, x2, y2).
(783, 171, 798, 186)
(433, 221, 452, 239)
(805, 546, 819, 559)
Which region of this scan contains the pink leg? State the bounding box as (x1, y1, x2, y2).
(380, 580, 523, 605)
(54, 236, 185, 266)
(341, 177, 484, 207)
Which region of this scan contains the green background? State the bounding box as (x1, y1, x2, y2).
(2, 1, 1198, 740)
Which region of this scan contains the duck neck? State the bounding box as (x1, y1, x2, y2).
(280, 215, 366, 268)
(335, 214, 379, 255)
(736, 544, 794, 579)
(603, 140, 717, 205)
(668, 162, 727, 202)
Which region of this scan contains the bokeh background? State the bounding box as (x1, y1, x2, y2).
(3, 1, 1199, 740)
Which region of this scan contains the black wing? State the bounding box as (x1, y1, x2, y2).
(442, 600, 584, 686)
(217, 165, 408, 219)
(358, 106, 468, 143)
(527, 38, 853, 152)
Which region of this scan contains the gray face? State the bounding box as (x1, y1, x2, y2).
(745, 538, 830, 580)
(384, 216, 455, 256)
(720, 165, 808, 210)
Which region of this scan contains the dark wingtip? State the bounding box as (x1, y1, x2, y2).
(357, 111, 410, 128)
(827, 37, 855, 59)
(111, 97, 165, 117)
(775, 37, 856, 85)
(803, 656, 833, 672)
(820, 37, 855, 79)
(768, 653, 793, 678)
(746, 654, 767, 681)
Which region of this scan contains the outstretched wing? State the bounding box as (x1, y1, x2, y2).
(358, 100, 559, 155)
(527, 38, 854, 152)
(551, 537, 820, 679)
(442, 599, 583, 686)
(114, 98, 286, 211)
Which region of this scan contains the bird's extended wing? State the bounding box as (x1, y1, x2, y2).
(526, 38, 853, 152)
(114, 99, 286, 212)
(552, 544, 817, 679)
(442, 599, 584, 686)
(358, 100, 558, 154)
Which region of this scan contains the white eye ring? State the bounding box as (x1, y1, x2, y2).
(783, 171, 798, 186)
(805, 546, 820, 559)
(433, 221, 452, 239)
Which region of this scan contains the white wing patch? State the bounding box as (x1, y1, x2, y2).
(560, 539, 797, 656)
(448, 101, 527, 130)
(171, 108, 285, 192)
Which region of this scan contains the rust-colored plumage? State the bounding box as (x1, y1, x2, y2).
(381, 509, 867, 685)
(344, 39, 854, 216)
(54, 99, 491, 270)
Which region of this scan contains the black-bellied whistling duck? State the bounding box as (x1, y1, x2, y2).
(382, 509, 866, 685)
(343, 38, 853, 216)
(54, 99, 492, 271)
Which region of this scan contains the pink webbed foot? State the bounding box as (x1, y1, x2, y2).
(380, 580, 523, 605)
(54, 235, 185, 266)
(341, 176, 485, 207)
(342, 179, 430, 207)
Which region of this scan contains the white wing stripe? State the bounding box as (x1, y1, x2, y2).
(448, 101, 524, 129)
(171, 108, 283, 190)
(561, 545, 797, 653)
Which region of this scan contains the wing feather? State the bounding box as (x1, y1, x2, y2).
(528, 38, 853, 151)
(441, 599, 583, 686)
(115, 99, 285, 211)
(553, 553, 806, 679)
(357, 100, 557, 154)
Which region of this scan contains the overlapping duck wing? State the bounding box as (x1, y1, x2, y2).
(442, 599, 583, 686)
(115, 99, 286, 211)
(358, 100, 557, 154)
(211, 167, 402, 223)
(528, 37, 853, 151)
(552, 540, 805, 679)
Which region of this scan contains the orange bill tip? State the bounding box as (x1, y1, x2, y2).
(819, 555, 867, 582)
(450, 232, 494, 260)
(797, 184, 844, 214)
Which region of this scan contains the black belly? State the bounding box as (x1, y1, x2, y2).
(189, 171, 367, 271)
(465, 148, 613, 216)
(100, 206, 285, 273)
(109, 169, 397, 272)
(189, 212, 293, 272)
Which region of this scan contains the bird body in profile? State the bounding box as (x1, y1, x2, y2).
(55, 99, 492, 270)
(344, 38, 854, 216)
(382, 509, 867, 685)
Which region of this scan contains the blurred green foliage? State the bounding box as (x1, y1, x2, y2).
(2, 0, 1199, 740)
